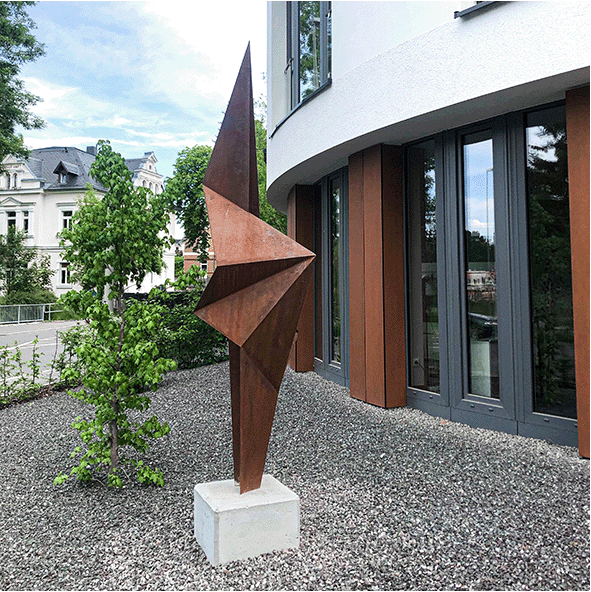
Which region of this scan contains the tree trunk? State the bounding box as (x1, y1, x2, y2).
(110, 415, 118, 469)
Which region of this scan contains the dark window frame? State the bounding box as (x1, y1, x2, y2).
(287, 1, 332, 111)
(404, 101, 578, 446)
(313, 167, 350, 386)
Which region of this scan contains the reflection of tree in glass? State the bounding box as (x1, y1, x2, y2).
(465, 230, 495, 265)
(527, 122, 575, 414)
(331, 185, 341, 362)
(299, 2, 321, 99)
(423, 156, 436, 264)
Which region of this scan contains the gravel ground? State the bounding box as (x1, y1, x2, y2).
(0, 363, 588, 591)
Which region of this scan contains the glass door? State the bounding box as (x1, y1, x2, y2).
(462, 131, 499, 400)
(451, 125, 516, 429)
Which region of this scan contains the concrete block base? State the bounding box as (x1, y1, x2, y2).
(194, 474, 300, 565)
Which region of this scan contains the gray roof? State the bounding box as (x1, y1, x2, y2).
(27, 147, 104, 192)
(22, 147, 157, 192)
(124, 158, 143, 171)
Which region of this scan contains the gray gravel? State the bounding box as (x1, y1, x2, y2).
(0, 363, 588, 591)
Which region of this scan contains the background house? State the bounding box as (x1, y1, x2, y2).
(0, 145, 175, 296)
(266, 1, 589, 455)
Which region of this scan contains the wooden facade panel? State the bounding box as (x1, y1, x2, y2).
(348, 151, 367, 401)
(287, 185, 316, 372)
(295, 185, 315, 372)
(363, 145, 386, 406)
(381, 145, 407, 407)
(566, 86, 590, 458)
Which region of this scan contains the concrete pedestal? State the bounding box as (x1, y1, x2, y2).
(194, 474, 300, 565)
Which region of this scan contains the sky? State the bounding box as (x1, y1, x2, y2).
(18, 1, 268, 182)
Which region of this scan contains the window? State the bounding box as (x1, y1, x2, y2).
(405, 102, 577, 444)
(407, 140, 440, 394)
(525, 106, 575, 419)
(23, 211, 29, 233)
(59, 172, 67, 184)
(7, 211, 16, 230)
(313, 167, 349, 385)
(62, 210, 73, 230)
(287, 1, 331, 109)
(200, 262, 208, 272)
(60, 262, 71, 285)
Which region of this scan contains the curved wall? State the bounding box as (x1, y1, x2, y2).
(267, 1, 590, 212)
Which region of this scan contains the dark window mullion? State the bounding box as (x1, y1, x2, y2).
(506, 111, 531, 423)
(443, 130, 465, 410)
(319, 1, 329, 82)
(492, 116, 516, 414)
(434, 134, 450, 406)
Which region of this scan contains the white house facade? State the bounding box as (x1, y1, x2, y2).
(0, 146, 175, 297)
(267, 1, 590, 455)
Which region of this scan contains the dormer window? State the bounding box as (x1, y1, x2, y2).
(53, 161, 79, 185)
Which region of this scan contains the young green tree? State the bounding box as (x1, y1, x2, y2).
(0, 227, 55, 303)
(56, 140, 176, 487)
(0, 1, 45, 169)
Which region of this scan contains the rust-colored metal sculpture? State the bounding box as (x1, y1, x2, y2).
(195, 45, 315, 494)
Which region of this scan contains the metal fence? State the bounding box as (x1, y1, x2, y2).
(0, 303, 62, 325)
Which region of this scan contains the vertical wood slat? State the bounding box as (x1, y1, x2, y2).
(348, 152, 366, 401)
(382, 145, 407, 407)
(363, 145, 387, 406)
(287, 185, 315, 372)
(348, 144, 407, 407)
(566, 86, 590, 458)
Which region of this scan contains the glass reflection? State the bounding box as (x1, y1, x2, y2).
(330, 177, 341, 363)
(407, 141, 440, 393)
(526, 107, 576, 419)
(299, 1, 321, 100)
(463, 133, 499, 399)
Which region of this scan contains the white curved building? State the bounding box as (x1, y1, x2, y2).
(266, 1, 589, 454)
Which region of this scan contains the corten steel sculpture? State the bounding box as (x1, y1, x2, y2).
(195, 45, 315, 494)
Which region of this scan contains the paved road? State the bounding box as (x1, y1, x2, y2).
(0, 320, 80, 384)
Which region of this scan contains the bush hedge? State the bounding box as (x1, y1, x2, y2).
(128, 286, 228, 370)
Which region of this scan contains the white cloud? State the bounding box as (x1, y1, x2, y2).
(141, 0, 268, 99)
(19, 1, 268, 179)
(468, 218, 491, 232)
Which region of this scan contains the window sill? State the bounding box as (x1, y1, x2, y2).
(454, 1, 498, 19)
(269, 78, 332, 140)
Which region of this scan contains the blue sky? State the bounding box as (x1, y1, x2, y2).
(19, 1, 267, 181)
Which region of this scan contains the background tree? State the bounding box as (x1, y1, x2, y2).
(0, 227, 55, 304)
(256, 99, 287, 234)
(164, 144, 212, 262)
(56, 140, 175, 487)
(0, 1, 45, 168)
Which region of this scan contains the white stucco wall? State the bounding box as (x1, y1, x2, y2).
(331, 1, 456, 79)
(267, 0, 590, 212)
